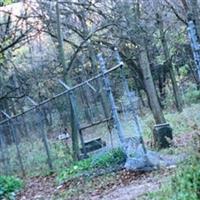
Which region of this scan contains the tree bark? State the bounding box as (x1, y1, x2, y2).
(138, 42, 166, 124)
(56, 1, 80, 160)
(69, 92, 80, 161)
(56, 1, 68, 78)
(156, 13, 183, 112)
(190, 0, 200, 41)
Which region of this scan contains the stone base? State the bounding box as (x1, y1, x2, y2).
(153, 123, 173, 149)
(124, 149, 186, 171)
(124, 144, 159, 171)
(124, 135, 173, 171)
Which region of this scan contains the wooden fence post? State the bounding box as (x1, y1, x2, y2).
(9, 120, 26, 177)
(187, 20, 200, 84)
(68, 91, 88, 160)
(37, 109, 53, 171)
(27, 97, 53, 171)
(114, 49, 147, 154)
(1, 111, 25, 176)
(58, 80, 87, 160)
(0, 127, 8, 175)
(97, 53, 126, 146)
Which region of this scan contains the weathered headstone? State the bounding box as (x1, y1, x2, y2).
(153, 123, 173, 149)
(80, 138, 106, 154)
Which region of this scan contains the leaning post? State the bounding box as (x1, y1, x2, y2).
(0, 125, 9, 175)
(1, 111, 25, 176)
(114, 48, 147, 155)
(187, 20, 200, 84)
(27, 97, 53, 171)
(97, 53, 126, 147)
(58, 80, 87, 160)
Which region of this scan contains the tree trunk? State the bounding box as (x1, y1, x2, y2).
(56, 1, 80, 160)
(190, 0, 200, 41)
(80, 85, 92, 123)
(169, 68, 183, 111)
(69, 92, 80, 161)
(138, 42, 166, 124)
(0, 100, 12, 144)
(56, 1, 68, 78)
(156, 13, 183, 112)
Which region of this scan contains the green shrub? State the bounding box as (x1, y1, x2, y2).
(171, 158, 200, 200)
(58, 157, 93, 182)
(0, 176, 23, 200)
(146, 157, 200, 200)
(58, 148, 126, 183)
(92, 148, 126, 168)
(185, 90, 200, 104)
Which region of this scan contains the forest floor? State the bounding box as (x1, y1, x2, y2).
(16, 131, 195, 200)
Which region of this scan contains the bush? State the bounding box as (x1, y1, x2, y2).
(58, 148, 126, 183)
(92, 148, 126, 168)
(146, 156, 200, 200)
(184, 83, 200, 105)
(185, 90, 200, 104)
(171, 158, 200, 200)
(0, 176, 23, 200)
(58, 157, 93, 182)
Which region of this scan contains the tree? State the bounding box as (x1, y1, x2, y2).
(0, 1, 40, 104)
(56, 0, 80, 160)
(138, 38, 166, 124)
(156, 11, 183, 112)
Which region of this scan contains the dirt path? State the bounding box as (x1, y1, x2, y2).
(17, 168, 173, 200)
(17, 132, 195, 200)
(99, 181, 160, 200)
(17, 175, 57, 200)
(91, 172, 169, 200)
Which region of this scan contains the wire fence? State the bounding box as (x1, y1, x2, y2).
(0, 56, 143, 177)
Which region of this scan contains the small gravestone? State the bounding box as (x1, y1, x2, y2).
(58, 133, 70, 140)
(80, 138, 106, 154)
(58, 128, 70, 140)
(153, 123, 173, 149)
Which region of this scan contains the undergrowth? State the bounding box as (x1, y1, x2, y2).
(145, 157, 200, 200)
(142, 103, 200, 140)
(0, 176, 23, 200)
(57, 148, 126, 183)
(2, 138, 73, 177)
(2, 102, 200, 177)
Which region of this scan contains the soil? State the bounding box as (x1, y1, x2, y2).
(17, 169, 173, 200)
(16, 132, 196, 200)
